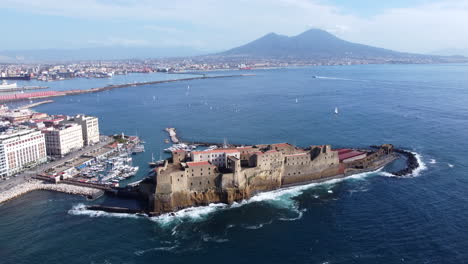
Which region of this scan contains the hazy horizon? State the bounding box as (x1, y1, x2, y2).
(1, 0, 468, 56)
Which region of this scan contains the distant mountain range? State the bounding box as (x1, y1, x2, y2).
(218, 29, 459, 61)
(0, 28, 465, 63)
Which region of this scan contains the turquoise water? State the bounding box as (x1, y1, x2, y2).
(1, 64, 468, 263)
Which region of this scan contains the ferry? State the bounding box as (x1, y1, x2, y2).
(0, 80, 18, 90)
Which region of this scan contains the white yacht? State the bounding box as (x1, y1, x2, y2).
(0, 80, 18, 90)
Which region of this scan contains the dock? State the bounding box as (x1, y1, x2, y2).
(17, 100, 54, 110)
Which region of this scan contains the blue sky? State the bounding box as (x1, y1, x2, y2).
(1, 0, 467, 53)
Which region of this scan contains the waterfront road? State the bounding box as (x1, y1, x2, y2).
(0, 135, 111, 194)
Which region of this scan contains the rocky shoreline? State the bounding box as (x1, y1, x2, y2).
(0, 180, 103, 204)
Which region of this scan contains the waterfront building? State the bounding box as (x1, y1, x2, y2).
(42, 123, 83, 157)
(0, 127, 47, 178)
(69, 115, 100, 146)
(190, 149, 240, 168)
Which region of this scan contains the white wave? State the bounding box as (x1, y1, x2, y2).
(379, 171, 396, 177)
(448, 163, 454, 168)
(70, 169, 383, 226)
(380, 151, 427, 178)
(411, 151, 427, 177)
(150, 203, 227, 226)
(68, 203, 140, 219)
(429, 159, 437, 164)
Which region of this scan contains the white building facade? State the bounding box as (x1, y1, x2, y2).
(191, 149, 240, 168)
(0, 128, 47, 178)
(43, 123, 84, 157)
(73, 115, 99, 146)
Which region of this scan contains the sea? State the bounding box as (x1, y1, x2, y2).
(1, 64, 467, 264)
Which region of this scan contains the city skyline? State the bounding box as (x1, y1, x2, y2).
(1, 0, 468, 55)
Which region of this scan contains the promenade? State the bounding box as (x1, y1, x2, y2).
(0, 135, 112, 203)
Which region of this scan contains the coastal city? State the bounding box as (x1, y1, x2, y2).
(0, 101, 151, 204)
(2, 52, 465, 84)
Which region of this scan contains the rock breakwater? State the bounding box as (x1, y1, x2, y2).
(0, 180, 103, 204)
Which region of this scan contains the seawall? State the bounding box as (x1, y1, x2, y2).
(0, 74, 253, 102)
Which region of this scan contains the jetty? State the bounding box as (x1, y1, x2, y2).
(17, 100, 54, 110)
(0, 180, 103, 204)
(165, 128, 179, 143)
(0, 74, 253, 102)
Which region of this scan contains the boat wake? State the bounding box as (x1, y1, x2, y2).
(314, 76, 353, 81)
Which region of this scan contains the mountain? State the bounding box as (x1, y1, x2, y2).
(219, 29, 410, 59)
(0, 46, 207, 63)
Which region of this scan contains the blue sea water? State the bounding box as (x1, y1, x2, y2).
(1, 64, 468, 263)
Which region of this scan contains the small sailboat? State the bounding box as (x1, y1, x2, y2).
(149, 150, 165, 167)
(334, 107, 339, 114)
(295, 98, 298, 103)
(148, 153, 157, 167)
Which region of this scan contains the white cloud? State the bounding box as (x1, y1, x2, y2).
(1, 0, 468, 52)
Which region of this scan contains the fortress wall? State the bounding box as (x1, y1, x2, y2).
(187, 175, 218, 191)
(171, 170, 188, 192)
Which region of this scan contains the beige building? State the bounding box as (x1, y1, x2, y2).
(42, 123, 84, 157)
(70, 115, 100, 146)
(0, 128, 47, 178)
(191, 149, 240, 168)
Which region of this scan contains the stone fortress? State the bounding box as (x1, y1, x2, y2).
(150, 143, 396, 215)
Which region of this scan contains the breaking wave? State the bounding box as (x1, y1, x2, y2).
(412, 151, 427, 177)
(68, 203, 140, 219)
(69, 168, 385, 229)
(150, 203, 227, 226)
(379, 151, 427, 178)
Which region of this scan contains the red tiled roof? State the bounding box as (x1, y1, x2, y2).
(336, 149, 353, 154)
(192, 149, 240, 155)
(187, 161, 211, 167)
(339, 151, 365, 161)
